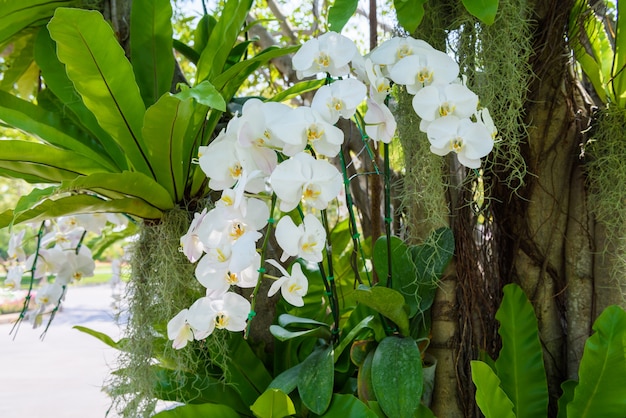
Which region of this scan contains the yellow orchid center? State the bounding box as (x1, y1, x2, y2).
(450, 138, 464, 154)
(73, 272, 83, 281)
(230, 222, 245, 240)
(229, 163, 243, 179)
(417, 68, 433, 84)
(226, 272, 238, 285)
(216, 248, 228, 263)
(397, 44, 412, 59)
(315, 52, 331, 68)
(220, 195, 234, 206)
(439, 102, 456, 117)
(306, 125, 324, 143)
(215, 314, 228, 329)
(288, 282, 303, 294)
(303, 184, 321, 202)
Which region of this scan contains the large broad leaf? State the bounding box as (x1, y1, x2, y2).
(250, 389, 296, 418)
(152, 403, 240, 418)
(567, 305, 626, 417)
(495, 284, 548, 418)
(0, 0, 78, 44)
(0, 140, 111, 178)
(354, 285, 410, 336)
(0, 194, 163, 228)
(175, 81, 226, 111)
(60, 171, 175, 210)
(196, 0, 254, 83)
(614, 0, 626, 107)
(34, 27, 126, 168)
(47, 8, 153, 177)
(393, 0, 427, 34)
(0, 29, 36, 92)
(461, 0, 499, 25)
(371, 336, 423, 418)
(268, 363, 302, 395)
(0, 90, 117, 171)
(142, 95, 196, 201)
(327, 0, 358, 33)
(471, 361, 516, 418)
(130, 0, 175, 106)
(298, 345, 335, 415)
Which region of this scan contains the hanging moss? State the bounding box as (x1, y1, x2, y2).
(586, 104, 626, 298)
(108, 206, 229, 417)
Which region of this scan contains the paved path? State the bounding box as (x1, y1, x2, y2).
(0, 284, 124, 418)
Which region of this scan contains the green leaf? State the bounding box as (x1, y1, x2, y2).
(73, 325, 128, 351)
(354, 285, 410, 336)
(48, 8, 153, 177)
(495, 284, 548, 418)
(194, 14, 217, 54)
(222, 335, 273, 404)
(175, 81, 226, 111)
(0, 91, 117, 171)
(269, 79, 327, 103)
(278, 313, 330, 329)
(250, 389, 296, 418)
(60, 171, 175, 210)
(567, 305, 626, 417)
(0, 29, 36, 91)
(152, 367, 248, 414)
(142, 94, 196, 201)
(318, 394, 378, 417)
(612, 0, 626, 107)
(196, 0, 254, 83)
(298, 345, 334, 415)
(34, 27, 126, 168)
(0, 140, 111, 178)
(152, 402, 240, 418)
(328, 0, 358, 33)
(334, 315, 379, 361)
(471, 361, 516, 418)
(371, 336, 423, 418)
(268, 363, 303, 395)
(130, 0, 175, 106)
(0, 0, 78, 45)
(461, 0, 499, 25)
(0, 194, 163, 228)
(393, 0, 427, 34)
(557, 380, 577, 418)
(173, 39, 200, 64)
(269, 325, 331, 342)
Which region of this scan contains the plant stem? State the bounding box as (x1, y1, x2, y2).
(384, 142, 393, 289)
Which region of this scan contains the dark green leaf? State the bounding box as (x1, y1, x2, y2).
(48, 8, 153, 177)
(461, 0, 499, 25)
(278, 314, 330, 329)
(334, 315, 380, 361)
(250, 389, 296, 418)
(269, 79, 327, 104)
(371, 336, 423, 418)
(130, 0, 175, 106)
(393, 0, 427, 34)
(354, 285, 410, 336)
(317, 394, 378, 417)
(557, 380, 577, 418)
(298, 345, 334, 415)
(268, 363, 302, 395)
(269, 325, 331, 342)
(173, 39, 200, 64)
(471, 361, 516, 418)
(0, 0, 78, 45)
(328, 0, 358, 33)
(567, 305, 626, 417)
(194, 14, 217, 54)
(495, 284, 548, 418)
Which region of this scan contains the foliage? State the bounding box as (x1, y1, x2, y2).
(471, 284, 626, 418)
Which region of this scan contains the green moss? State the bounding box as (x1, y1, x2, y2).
(586, 104, 626, 293)
(108, 206, 229, 417)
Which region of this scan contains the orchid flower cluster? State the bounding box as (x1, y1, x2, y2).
(3, 213, 127, 327)
(169, 31, 496, 349)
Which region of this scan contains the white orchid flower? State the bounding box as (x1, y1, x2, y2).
(412, 83, 479, 123)
(180, 208, 208, 263)
(388, 49, 459, 94)
(186, 292, 251, 339)
(364, 98, 397, 144)
(369, 36, 435, 68)
(476, 108, 498, 140)
(167, 309, 194, 349)
(311, 78, 367, 124)
(237, 98, 290, 150)
(7, 230, 26, 262)
(198, 128, 272, 194)
(266, 259, 309, 307)
(426, 115, 494, 169)
(26, 247, 65, 279)
(273, 107, 345, 158)
(55, 246, 96, 285)
(270, 152, 342, 212)
(35, 282, 64, 307)
(275, 214, 326, 263)
(4, 265, 24, 290)
(292, 31, 358, 78)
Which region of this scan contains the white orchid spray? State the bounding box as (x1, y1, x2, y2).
(168, 31, 498, 349)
